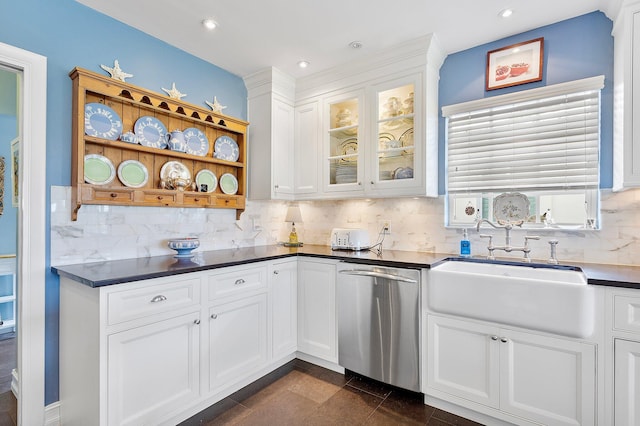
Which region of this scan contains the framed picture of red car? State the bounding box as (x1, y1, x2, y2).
(486, 37, 544, 91)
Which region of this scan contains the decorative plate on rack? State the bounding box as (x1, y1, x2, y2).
(160, 161, 191, 186)
(219, 173, 238, 195)
(378, 133, 399, 151)
(399, 128, 414, 147)
(84, 103, 122, 140)
(195, 169, 217, 193)
(183, 127, 209, 156)
(493, 192, 530, 226)
(214, 136, 239, 162)
(134, 116, 168, 149)
(117, 160, 148, 188)
(84, 154, 116, 185)
(340, 138, 358, 156)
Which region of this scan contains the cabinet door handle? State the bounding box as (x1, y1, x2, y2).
(491, 335, 498, 341)
(194, 319, 201, 325)
(274, 184, 279, 189)
(273, 270, 279, 275)
(211, 313, 218, 319)
(500, 337, 508, 343)
(234, 278, 246, 285)
(370, 181, 374, 185)
(150, 295, 167, 303)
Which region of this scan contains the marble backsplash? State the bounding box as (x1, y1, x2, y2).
(50, 186, 640, 267)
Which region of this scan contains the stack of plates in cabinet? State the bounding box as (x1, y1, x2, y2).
(379, 170, 393, 181)
(335, 162, 357, 184)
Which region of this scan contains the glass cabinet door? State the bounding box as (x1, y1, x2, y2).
(326, 95, 361, 190)
(375, 83, 415, 184)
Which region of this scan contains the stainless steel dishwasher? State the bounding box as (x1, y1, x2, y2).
(337, 262, 421, 392)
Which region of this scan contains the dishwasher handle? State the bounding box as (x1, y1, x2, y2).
(339, 269, 418, 283)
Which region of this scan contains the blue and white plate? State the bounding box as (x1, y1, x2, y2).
(183, 127, 209, 156)
(84, 103, 122, 140)
(134, 116, 168, 149)
(214, 135, 239, 162)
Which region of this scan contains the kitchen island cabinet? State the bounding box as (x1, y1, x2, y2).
(59, 260, 295, 426)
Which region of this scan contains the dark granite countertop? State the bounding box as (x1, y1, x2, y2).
(51, 244, 640, 289)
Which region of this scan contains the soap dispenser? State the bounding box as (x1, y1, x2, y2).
(460, 228, 471, 258)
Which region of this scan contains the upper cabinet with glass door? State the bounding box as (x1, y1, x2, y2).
(371, 79, 421, 194)
(325, 91, 364, 193)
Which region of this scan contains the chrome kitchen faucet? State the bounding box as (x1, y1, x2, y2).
(476, 219, 540, 262)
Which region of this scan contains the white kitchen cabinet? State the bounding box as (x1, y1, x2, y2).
(208, 294, 268, 393)
(59, 273, 204, 425)
(427, 315, 596, 426)
(294, 100, 321, 197)
(613, 0, 640, 190)
(245, 67, 296, 200)
(107, 311, 201, 426)
(297, 258, 338, 363)
(614, 339, 640, 425)
(270, 259, 298, 359)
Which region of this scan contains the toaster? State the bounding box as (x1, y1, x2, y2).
(330, 228, 371, 251)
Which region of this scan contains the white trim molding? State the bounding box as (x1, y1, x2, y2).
(0, 41, 47, 426)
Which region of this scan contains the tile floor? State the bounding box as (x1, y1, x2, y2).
(181, 359, 483, 425)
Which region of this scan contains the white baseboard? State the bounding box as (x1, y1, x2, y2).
(295, 352, 344, 374)
(10, 368, 17, 399)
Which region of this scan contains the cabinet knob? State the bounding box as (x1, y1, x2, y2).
(211, 313, 218, 319)
(491, 335, 498, 341)
(358, 182, 362, 186)
(194, 198, 199, 202)
(157, 196, 163, 201)
(194, 319, 201, 325)
(150, 295, 167, 303)
(370, 181, 374, 185)
(110, 193, 117, 198)
(274, 184, 279, 189)
(234, 278, 246, 286)
(273, 270, 279, 275)
(500, 337, 508, 343)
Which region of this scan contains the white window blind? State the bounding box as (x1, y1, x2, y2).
(443, 76, 604, 194)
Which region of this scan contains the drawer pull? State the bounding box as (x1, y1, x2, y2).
(500, 337, 508, 343)
(110, 193, 117, 198)
(234, 278, 246, 286)
(273, 270, 279, 275)
(194, 198, 199, 202)
(194, 319, 201, 325)
(157, 196, 163, 200)
(150, 295, 167, 303)
(490, 335, 498, 341)
(211, 313, 218, 319)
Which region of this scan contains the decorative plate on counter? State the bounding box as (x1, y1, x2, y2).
(134, 116, 168, 149)
(117, 160, 149, 188)
(84, 154, 116, 185)
(493, 192, 530, 226)
(214, 136, 239, 162)
(84, 103, 122, 140)
(219, 173, 238, 195)
(183, 127, 209, 156)
(195, 169, 217, 193)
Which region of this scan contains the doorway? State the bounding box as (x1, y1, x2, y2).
(0, 41, 47, 425)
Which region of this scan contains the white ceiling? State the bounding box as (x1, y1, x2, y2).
(76, 0, 616, 80)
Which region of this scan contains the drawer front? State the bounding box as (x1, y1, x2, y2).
(208, 265, 267, 301)
(614, 295, 640, 334)
(108, 277, 201, 325)
(183, 193, 213, 206)
(91, 188, 135, 203)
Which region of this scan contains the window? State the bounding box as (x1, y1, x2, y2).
(442, 76, 604, 230)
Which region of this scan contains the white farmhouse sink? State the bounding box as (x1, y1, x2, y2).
(428, 260, 595, 338)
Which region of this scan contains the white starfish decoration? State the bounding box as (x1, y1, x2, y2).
(100, 60, 133, 82)
(205, 96, 227, 114)
(162, 82, 187, 100)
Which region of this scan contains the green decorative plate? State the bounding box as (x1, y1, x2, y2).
(84, 154, 115, 185)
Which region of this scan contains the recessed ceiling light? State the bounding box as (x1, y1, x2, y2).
(202, 18, 218, 30)
(499, 8, 513, 18)
(297, 60, 310, 69)
(349, 41, 363, 49)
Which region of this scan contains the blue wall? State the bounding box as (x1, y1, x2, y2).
(0, 0, 248, 404)
(438, 11, 614, 194)
(0, 114, 17, 255)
